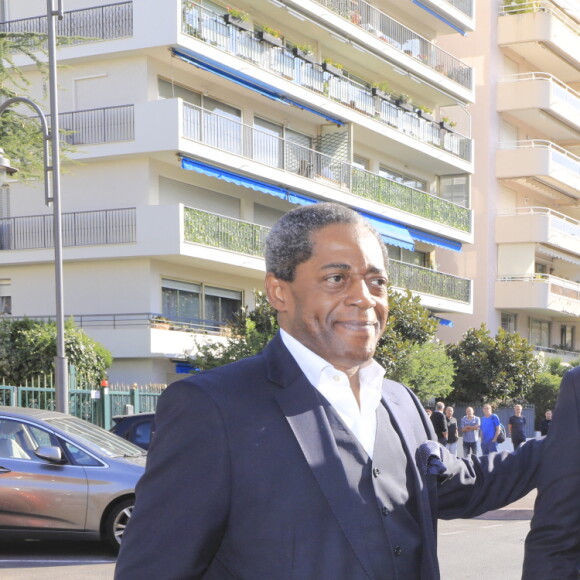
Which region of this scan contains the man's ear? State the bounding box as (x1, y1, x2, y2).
(265, 272, 288, 313)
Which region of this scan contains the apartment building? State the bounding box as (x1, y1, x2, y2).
(439, 0, 580, 360)
(0, 0, 475, 384)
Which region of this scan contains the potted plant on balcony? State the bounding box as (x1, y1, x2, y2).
(322, 58, 344, 77)
(439, 116, 457, 132)
(223, 7, 253, 32)
(292, 43, 315, 64)
(395, 93, 414, 113)
(258, 26, 284, 47)
(415, 104, 434, 122)
(371, 81, 394, 102)
(151, 316, 171, 330)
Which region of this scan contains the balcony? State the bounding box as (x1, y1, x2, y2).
(182, 206, 471, 307)
(498, 1, 580, 82)
(496, 207, 580, 256)
(496, 140, 580, 200)
(310, 0, 473, 90)
(0, 208, 136, 251)
(57, 105, 135, 145)
(180, 2, 473, 165)
(180, 100, 471, 234)
(0, 2, 133, 47)
(366, 0, 475, 35)
(496, 274, 580, 318)
(498, 73, 580, 139)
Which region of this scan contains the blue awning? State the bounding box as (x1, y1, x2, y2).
(171, 49, 345, 125)
(363, 214, 415, 251)
(181, 157, 290, 198)
(433, 316, 454, 327)
(407, 227, 462, 252)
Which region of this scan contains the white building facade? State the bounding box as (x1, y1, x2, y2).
(0, 0, 475, 384)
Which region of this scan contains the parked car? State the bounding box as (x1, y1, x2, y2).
(110, 412, 155, 450)
(0, 406, 146, 551)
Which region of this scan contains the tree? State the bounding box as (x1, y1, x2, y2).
(0, 31, 75, 180)
(0, 32, 49, 180)
(446, 324, 541, 405)
(0, 317, 112, 386)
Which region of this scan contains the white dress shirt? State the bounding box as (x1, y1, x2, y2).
(280, 329, 385, 458)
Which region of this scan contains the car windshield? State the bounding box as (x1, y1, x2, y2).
(45, 416, 146, 458)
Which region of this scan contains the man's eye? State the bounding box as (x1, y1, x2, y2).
(327, 275, 344, 283)
(370, 278, 388, 287)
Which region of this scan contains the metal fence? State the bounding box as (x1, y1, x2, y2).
(0, 371, 164, 430)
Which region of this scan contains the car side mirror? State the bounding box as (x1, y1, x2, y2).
(35, 445, 66, 464)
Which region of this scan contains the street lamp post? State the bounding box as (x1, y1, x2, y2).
(0, 0, 68, 413)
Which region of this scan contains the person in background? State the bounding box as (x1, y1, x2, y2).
(430, 401, 447, 445)
(539, 409, 552, 436)
(508, 404, 527, 451)
(522, 368, 580, 579)
(445, 406, 458, 457)
(461, 406, 480, 457)
(480, 403, 501, 455)
(425, 408, 432, 417)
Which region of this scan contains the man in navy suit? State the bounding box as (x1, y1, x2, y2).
(116, 203, 542, 580)
(523, 366, 580, 579)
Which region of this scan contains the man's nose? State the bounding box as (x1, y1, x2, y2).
(348, 279, 376, 307)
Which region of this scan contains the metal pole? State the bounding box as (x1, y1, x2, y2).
(47, 0, 68, 413)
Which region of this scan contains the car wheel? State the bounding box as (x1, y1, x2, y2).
(104, 497, 134, 551)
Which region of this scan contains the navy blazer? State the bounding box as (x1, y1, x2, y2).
(523, 366, 580, 579)
(116, 333, 542, 580)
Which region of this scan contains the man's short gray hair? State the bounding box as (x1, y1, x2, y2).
(265, 203, 388, 282)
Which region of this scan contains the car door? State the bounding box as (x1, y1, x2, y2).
(0, 418, 89, 531)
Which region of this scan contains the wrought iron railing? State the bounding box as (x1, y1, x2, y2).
(389, 260, 471, 303)
(183, 206, 269, 257)
(313, 0, 473, 89)
(0, 2, 133, 46)
(180, 2, 472, 162)
(0, 207, 136, 250)
(57, 105, 135, 145)
(181, 102, 471, 232)
(445, 0, 474, 17)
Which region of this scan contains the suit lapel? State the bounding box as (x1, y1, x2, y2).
(266, 336, 374, 580)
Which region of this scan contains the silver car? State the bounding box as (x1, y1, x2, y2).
(0, 406, 145, 551)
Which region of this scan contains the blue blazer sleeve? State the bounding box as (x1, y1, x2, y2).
(522, 367, 580, 580)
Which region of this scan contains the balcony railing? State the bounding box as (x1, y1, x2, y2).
(498, 273, 580, 304)
(502, 72, 580, 116)
(445, 0, 474, 17)
(0, 2, 133, 46)
(183, 207, 269, 257)
(500, 139, 580, 178)
(314, 0, 473, 89)
(182, 102, 471, 232)
(497, 206, 580, 240)
(56, 105, 135, 145)
(500, 0, 579, 35)
(0, 208, 136, 251)
(389, 260, 471, 303)
(180, 2, 472, 162)
(183, 207, 471, 303)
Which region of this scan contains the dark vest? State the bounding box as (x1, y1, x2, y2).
(322, 401, 422, 580)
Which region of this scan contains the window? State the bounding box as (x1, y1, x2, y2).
(353, 156, 369, 170)
(501, 312, 517, 333)
(161, 279, 242, 328)
(0, 279, 10, 315)
(530, 319, 550, 348)
(438, 174, 470, 208)
(254, 117, 284, 168)
(158, 78, 201, 106)
(386, 245, 428, 267)
(379, 166, 426, 192)
(560, 325, 575, 350)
